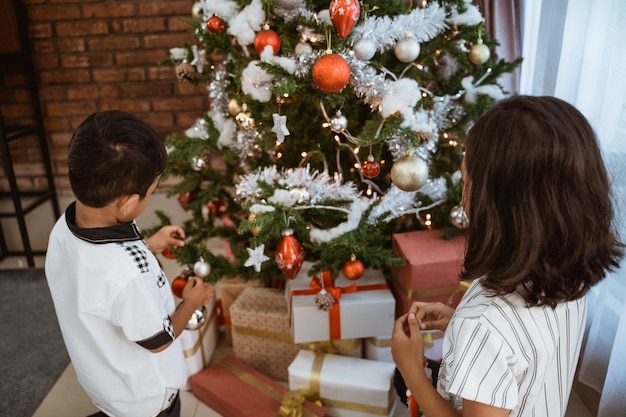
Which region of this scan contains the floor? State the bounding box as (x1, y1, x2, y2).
(2, 194, 597, 417)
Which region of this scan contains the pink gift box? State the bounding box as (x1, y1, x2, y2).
(391, 230, 466, 316)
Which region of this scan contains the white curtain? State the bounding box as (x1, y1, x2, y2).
(518, 0, 626, 415)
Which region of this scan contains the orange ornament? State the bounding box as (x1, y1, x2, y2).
(312, 53, 351, 93)
(207, 15, 224, 34)
(329, 0, 360, 39)
(254, 26, 281, 55)
(275, 229, 304, 279)
(162, 247, 176, 259)
(342, 255, 364, 280)
(171, 275, 188, 298)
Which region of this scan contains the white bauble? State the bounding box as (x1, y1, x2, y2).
(395, 36, 420, 63)
(353, 39, 376, 61)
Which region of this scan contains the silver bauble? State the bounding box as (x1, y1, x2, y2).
(394, 36, 420, 63)
(330, 111, 348, 132)
(295, 41, 313, 56)
(193, 258, 211, 278)
(449, 205, 470, 229)
(185, 306, 206, 330)
(190, 155, 208, 171)
(469, 39, 490, 65)
(353, 38, 376, 61)
(390, 154, 429, 192)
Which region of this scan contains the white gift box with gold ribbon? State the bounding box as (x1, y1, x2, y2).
(285, 268, 396, 344)
(364, 330, 443, 363)
(288, 350, 397, 417)
(180, 297, 220, 388)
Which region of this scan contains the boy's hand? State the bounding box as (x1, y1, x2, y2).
(182, 276, 215, 310)
(145, 225, 185, 254)
(410, 301, 454, 331)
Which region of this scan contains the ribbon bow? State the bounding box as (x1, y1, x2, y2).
(277, 389, 323, 417)
(310, 273, 357, 302)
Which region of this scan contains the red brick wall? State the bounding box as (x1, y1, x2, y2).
(0, 0, 208, 196)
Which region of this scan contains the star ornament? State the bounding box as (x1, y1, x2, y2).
(244, 244, 270, 273)
(271, 113, 290, 144)
(190, 45, 207, 74)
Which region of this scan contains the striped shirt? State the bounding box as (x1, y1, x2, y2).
(437, 279, 586, 416)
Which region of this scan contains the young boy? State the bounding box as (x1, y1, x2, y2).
(45, 110, 214, 417)
(391, 96, 624, 417)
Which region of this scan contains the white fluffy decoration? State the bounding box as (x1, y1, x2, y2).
(462, 76, 505, 103)
(260, 48, 297, 74)
(169, 47, 186, 60)
(241, 61, 274, 103)
(227, 0, 265, 47)
(199, 0, 239, 20)
(381, 78, 421, 118)
(401, 108, 437, 135)
(317, 9, 331, 25)
(309, 198, 371, 244)
(268, 189, 299, 207)
(249, 203, 276, 214)
(446, 3, 483, 26)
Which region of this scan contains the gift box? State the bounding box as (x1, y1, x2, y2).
(391, 230, 466, 316)
(289, 350, 397, 417)
(286, 268, 395, 343)
(216, 276, 263, 346)
(299, 339, 363, 359)
(421, 330, 444, 361)
(363, 336, 392, 363)
(179, 297, 220, 388)
(190, 355, 327, 417)
(230, 287, 301, 381)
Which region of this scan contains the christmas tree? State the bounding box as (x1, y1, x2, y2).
(150, 0, 521, 284)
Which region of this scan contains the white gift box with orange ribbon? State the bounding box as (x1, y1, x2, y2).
(285, 268, 396, 344)
(288, 350, 397, 417)
(179, 297, 220, 388)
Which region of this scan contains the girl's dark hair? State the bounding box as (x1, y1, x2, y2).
(462, 95, 624, 307)
(68, 110, 167, 208)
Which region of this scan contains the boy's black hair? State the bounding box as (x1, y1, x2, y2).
(461, 95, 624, 307)
(68, 110, 167, 208)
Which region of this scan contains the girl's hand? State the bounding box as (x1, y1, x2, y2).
(145, 225, 185, 254)
(410, 301, 454, 331)
(391, 312, 427, 382)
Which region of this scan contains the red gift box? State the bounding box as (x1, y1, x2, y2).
(190, 355, 328, 417)
(391, 230, 466, 316)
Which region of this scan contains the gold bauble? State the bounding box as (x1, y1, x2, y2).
(248, 213, 262, 235)
(228, 99, 242, 116)
(469, 38, 490, 65)
(390, 154, 429, 192)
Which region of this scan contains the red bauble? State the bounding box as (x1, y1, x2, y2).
(275, 229, 304, 279)
(177, 192, 194, 211)
(329, 0, 360, 39)
(171, 275, 188, 298)
(312, 54, 351, 93)
(361, 155, 381, 179)
(207, 15, 225, 34)
(342, 257, 364, 280)
(254, 28, 281, 55)
(162, 247, 176, 259)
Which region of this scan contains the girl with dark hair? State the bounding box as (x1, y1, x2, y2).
(391, 96, 624, 417)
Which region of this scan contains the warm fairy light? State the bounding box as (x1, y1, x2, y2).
(301, 151, 307, 158)
(277, 152, 283, 158)
(416, 64, 424, 70)
(448, 139, 458, 146)
(443, 132, 449, 138)
(354, 162, 361, 169)
(380, 159, 385, 165)
(334, 135, 341, 144)
(422, 92, 428, 97)
(366, 186, 373, 196)
(425, 213, 432, 227)
(353, 146, 360, 154)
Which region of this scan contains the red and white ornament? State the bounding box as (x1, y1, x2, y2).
(361, 154, 380, 179)
(254, 24, 281, 55)
(207, 15, 225, 34)
(312, 53, 351, 93)
(329, 0, 360, 39)
(275, 228, 304, 279)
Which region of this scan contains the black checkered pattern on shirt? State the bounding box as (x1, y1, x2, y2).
(121, 243, 149, 273)
(163, 317, 175, 340)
